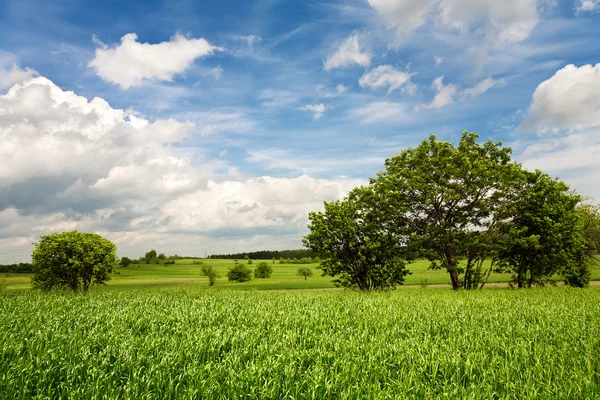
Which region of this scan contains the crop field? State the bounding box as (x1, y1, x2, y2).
(1, 286, 600, 399)
(3, 258, 599, 290)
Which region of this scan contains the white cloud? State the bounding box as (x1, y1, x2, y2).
(317, 84, 348, 98)
(161, 175, 346, 232)
(89, 33, 222, 89)
(300, 103, 326, 120)
(359, 65, 416, 94)
(218, 149, 229, 157)
(233, 34, 262, 47)
(209, 65, 223, 80)
(175, 110, 257, 135)
(348, 101, 409, 123)
(577, 0, 600, 13)
(323, 34, 371, 71)
(435, 56, 443, 66)
(419, 76, 459, 109)
(418, 76, 503, 109)
(520, 63, 600, 133)
(0, 64, 38, 89)
(460, 77, 504, 98)
(368, 0, 539, 48)
(259, 89, 299, 108)
(0, 73, 350, 263)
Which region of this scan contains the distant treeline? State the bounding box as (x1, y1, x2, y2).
(0, 263, 33, 273)
(210, 249, 317, 260)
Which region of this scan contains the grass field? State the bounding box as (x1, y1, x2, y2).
(3, 258, 599, 290)
(1, 286, 599, 398)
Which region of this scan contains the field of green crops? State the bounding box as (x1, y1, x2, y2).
(1, 286, 599, 399)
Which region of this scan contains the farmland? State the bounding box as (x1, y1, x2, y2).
(3, 258, 600, 291)
(1, 286, 600, 398)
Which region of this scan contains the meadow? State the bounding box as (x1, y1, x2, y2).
(1, 286, 599, 399)
(4, 258, 599, 290)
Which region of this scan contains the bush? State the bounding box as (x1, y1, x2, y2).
(248, 259, 253, 265)
(254, 262, 273, 279)
(227, 264, 252, 282)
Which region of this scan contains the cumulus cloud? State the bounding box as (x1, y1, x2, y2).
(368, 0, 539, 48)
(359, 65, 416, 94)
(161, 175, 345, 232)
(89, 33, 222, 89)
(0, 64, 38, 89)
(300, 103, 326, 120)
(0, 73, 350, 262)
(323, 34, 371, 71)
(520, 63, 600, 133)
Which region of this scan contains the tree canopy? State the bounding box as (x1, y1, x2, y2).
(304, 131, 589, 290)
(31, 231, 117, 293)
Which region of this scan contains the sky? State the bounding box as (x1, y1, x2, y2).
(1, 0, 599, 262)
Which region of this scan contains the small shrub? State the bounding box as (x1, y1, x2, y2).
(227, 264, 252, 282)
(248, 259, 253, 265)
(254, 262, 273, 279)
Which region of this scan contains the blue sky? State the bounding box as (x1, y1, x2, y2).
(1, 0, 599, 262)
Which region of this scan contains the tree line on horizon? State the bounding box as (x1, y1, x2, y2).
(209, 249, 317, 260)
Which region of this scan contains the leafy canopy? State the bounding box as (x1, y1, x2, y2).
(32, 231, 117, 293)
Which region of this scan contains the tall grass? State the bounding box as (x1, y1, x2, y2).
(1, 287, 599, 398)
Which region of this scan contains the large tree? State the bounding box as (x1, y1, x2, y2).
(31, 231, 117, 293)
(303, 186, 409, 291)
(373, 131, 520, 290)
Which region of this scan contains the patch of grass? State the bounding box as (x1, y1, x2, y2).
(1, 287, 599, 398)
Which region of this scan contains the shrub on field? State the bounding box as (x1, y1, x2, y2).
(31, 231, 117, 293)
(200, 265, 220, 286)
(120, 257, 131, 267)
(227, 264, 252, 282)
(248, 259, 253, 265)
(297, 267, 313, 280)
(254, 262, 273, 279)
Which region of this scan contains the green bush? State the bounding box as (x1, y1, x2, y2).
(227, 264, 252, 282)
(254, 262, 273, 279)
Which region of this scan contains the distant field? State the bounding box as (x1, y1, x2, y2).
(1, 286, 599, 398)
(3, 258, 600, 290)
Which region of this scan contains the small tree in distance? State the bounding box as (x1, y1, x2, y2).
(200, 265, 219, 286)
(120, 257, 131, 267)
(297, 267, 313, 281)
(254, 262, 273, 278)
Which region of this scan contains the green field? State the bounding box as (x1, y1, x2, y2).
(1, 286, 599, 398)
(4, 258, 599, 290)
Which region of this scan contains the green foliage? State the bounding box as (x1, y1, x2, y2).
(304, 186, 409, 291)
(497, 171, 582, 287)
(373, 131, 519, 290)
(120, 257, 132, 268)
(1, 288, 600, 398)
(297, 266, 313, 280)
(145, 250, 157, 260)
(254, 262, 273, 278)
(562, 204, 600, 287)
(243, 255, 249, 260)
(157, 253, 166, 260)
(227, 264, 252, 282)
(200, 265, 219, 286)
(247, 259, 253, 265)
(31, 231, 117, 293)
